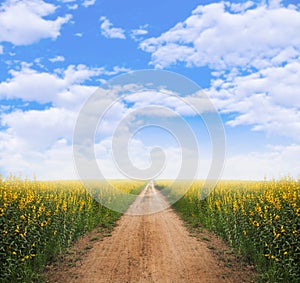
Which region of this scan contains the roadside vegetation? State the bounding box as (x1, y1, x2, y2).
(0, 175, 144, 282)
(157, 177, 300, 283)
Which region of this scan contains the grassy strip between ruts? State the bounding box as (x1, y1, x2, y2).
(156, 178, 300, 283)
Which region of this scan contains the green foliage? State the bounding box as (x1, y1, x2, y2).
(158, 178, 300, 283)
(0, 177, 144, 282)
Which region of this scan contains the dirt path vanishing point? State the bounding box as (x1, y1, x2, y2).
(46, 182, 255, 283)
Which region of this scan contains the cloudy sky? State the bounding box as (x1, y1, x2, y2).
(0, 0, 299, 180)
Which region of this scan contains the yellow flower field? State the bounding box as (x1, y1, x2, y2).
(158, 177, 300, 282)
(1, 175, 299, 282)
(0, 175, 144, 282)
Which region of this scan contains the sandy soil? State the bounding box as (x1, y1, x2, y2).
(45, 182, 255, 283)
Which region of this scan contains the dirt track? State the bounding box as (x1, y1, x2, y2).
(47, 182, 255, 283)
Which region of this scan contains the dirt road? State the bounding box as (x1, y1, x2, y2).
(47, 182, 255, 283)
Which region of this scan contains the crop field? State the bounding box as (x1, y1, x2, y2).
(0, 176, 144, 282)
(157, 178, 300, 282)
(1, 176, 299, 282)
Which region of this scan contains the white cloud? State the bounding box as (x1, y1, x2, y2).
(56, 84, 98, 110)
(95, 138, 183, 180)
(222, 144, 300, 180)
(3, 77, 295, 180)
(0, 63, 132, 109)
(0, 64, 138, 179)
(229, 1, 255, 12)
(102, 66, 131, 76)
(0, 63, 103, 106)
(140, 1, 300, 142)
(268, 0, 282, 9)
(120, 88, 215, 116)
(100, 16, 126, 39)
(0, 106, 78, 179)
(67, 4, 78, 10)
(0, 131, 76, 179)
(0, 65, 65, 103)
(140, 2, 300, 70)
(131, 27, 148, 41)
(1, 108, 76, 150)
(49, 55, 65, 63)
(0, 76, 99, 179)
(0, 88, 201, 180)
(207, 61, 300, 140)
(0, 45, 3, 54)
(131, 29, 148, 36)
(82, 0, 96, 7)
(94, 89, 193, 139)
(0, 0, 72, 45)
(75, 32, 83, 37)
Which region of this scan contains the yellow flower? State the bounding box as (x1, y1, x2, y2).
(40, 220, 47, 227)
(271, 255, 279, 262)
(20, 231, 27, 238)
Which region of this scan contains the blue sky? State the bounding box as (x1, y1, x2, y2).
(0, 0, 300, 180)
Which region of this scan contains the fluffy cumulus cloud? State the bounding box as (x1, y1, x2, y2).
(1, 108, 76, 151)
(0, 0, 71, 45)
(0, 63, 102, 107)
(0, 130, 76, 179)
(100, 16, 126, 39)
(140, 1, 300, 70)
(0, 63, 133, 109)
(0, 107, 77, 179)
(208, 61, 300, 139)
(140, 1, 300, 141)
(0, 64, 132, 178)
(1, 0, 299, 180)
